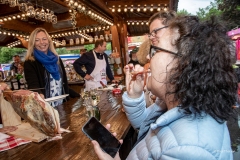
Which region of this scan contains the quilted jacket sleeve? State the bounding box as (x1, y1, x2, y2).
(122, 91, 147, 129)
(122, 91, 163, 129)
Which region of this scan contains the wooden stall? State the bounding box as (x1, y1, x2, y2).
(0, 91, 134, 159)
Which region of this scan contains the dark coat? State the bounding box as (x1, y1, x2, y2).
(10, 62, 18, 73)
(24, 58, 79, 99)
(73, 50, 114, 81)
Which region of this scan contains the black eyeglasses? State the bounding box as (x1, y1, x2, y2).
(149, 45, 181, 59)
(148, 26, 168, 38)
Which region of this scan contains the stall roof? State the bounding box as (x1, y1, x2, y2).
(0, 0, 178, 48)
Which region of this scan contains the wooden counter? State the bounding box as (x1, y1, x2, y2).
(0, 91, 131, 160)
(68, 80, 85, 93)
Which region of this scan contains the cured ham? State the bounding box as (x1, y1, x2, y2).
(130, 63, 150, 88)
(3, 90, 69, 138)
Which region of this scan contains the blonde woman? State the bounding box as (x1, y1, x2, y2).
(24, 28, 79, 107)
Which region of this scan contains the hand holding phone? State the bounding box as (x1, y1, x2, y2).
(82, 117, 121, 158)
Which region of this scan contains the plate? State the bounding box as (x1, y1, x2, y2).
(97, 85, 125, 91)
(97, 84, 115, 91)
(97, 87, 114, 91)
(44, 94, 69, 103)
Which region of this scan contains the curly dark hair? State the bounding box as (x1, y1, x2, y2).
(168, 16, 238, 123)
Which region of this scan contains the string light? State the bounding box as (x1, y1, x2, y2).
(124, 5, 128, 12)
(110, 4, 168, 13)
(127, 21, 148, 26)
(143, 5, 147, 12)
(4, 0, 114, 47)
(117, 5, 121, 12)
(157, 4, 161, 11)
(2, 23, 111, 48)
(137, 5, 141, 12)
(130, 5, 134, 12)
(111, 5, 115, 12)
(7, 40, 22, 48)
(67, 0, 113, 26)
(150, 4, 154, 12)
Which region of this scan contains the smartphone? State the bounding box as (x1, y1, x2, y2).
(82, 117, 121, 158)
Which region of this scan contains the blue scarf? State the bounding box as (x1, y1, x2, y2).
(34, 48, 60, 80)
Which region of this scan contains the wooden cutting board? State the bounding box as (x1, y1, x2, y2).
(8, 122, 47, 143)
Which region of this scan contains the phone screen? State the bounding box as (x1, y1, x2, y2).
(82, 117, 121, 158)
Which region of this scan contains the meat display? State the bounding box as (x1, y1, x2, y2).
(3, 90, 69, 138)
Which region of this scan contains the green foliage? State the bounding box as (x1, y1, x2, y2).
(84, 44, 94, 51)
(56, 48, 80, 55)
(69, 49, 80, 54)
(196, 1, 222, 21)
(0, 43, 112, 63)
(16, 74, 23, 80)
(107, 42, 112, 51)
(84, 42, 112, 51)
(217, 0, 240, 30)
(55, 42, 112, 55)
(178, 2, 222, 21)
(177, 9, 192, 16)
(193, 0, 239, 29)
(56, 48, 69, 55)
(0, 47, 26, 63)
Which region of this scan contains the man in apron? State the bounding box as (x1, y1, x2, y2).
(73, 39, 116, 91)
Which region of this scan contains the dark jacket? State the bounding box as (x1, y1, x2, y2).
(10, 62, 18, 73)
(73, 50, 114, 81)
(24, 58, 79, 100)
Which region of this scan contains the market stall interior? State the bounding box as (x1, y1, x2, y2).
(0, 0, 178, 60)
(0, 1, 240, 159)
(0, 0, 179, 89)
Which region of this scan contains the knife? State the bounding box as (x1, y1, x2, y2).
(100, 81, 107, 88)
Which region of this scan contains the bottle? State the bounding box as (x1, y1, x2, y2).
(17, 73, 26, 89)
(11, 73, 19, 90)
(93, 105, 101, 121)
(0, 70, 4, 81)
(3, 71, 13, 90)
(91, 99, 101, 121)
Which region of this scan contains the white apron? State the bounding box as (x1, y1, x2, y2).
(85, 51, 107, 91)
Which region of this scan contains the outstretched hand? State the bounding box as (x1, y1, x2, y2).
(124, 64, 145, 99)
(92, 124, 122, 160)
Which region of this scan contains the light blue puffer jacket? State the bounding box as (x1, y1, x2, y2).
(122, 92, 233, 160)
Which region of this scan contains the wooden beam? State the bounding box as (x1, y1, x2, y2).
(52, 0, 69, 7)
(0, 4, 19, 16)
(87, 0, 115, 18)
(1, 19, 36, 33)
(125, 17, 149, 21)
(1, 12, 98, 34)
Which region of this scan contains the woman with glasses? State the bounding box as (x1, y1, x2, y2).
(92, 12, 236, 160)
(148, 11, 176, 47)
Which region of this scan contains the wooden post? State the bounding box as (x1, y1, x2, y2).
(110, 21, 129, 79)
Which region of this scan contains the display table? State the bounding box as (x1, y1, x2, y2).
(0, 91, 131, 160)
